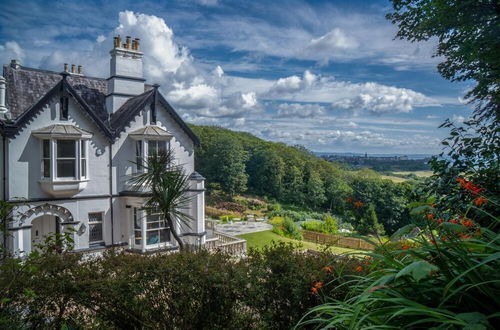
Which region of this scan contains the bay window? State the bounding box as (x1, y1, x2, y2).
(128, 125, 174, 173)
(132, 207, 171, 251)
(33, 124, 92, 197)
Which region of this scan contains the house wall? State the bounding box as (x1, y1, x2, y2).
(5, 83, 202, 256)
(112, 102, 195, 194)
(8, 96, 110, 200)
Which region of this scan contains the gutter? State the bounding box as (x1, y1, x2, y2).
(109, 142, 114, 245)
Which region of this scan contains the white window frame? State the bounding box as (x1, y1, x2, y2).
(88, 212, 104, 244)
(40, 138, 89, 181)
(132, 208, 171, 252)
(135, 139, 170, 173)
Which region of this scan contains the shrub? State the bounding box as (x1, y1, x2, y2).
(270, 217, 302, 240)
(0, 240, 362, 329)
(283, 217, 303, 240)
(299, 215, 500, 329)
(301, 220, 324, 232)
(215, 202, 246, 213)
(301, 217, 338, 235)
(323, 216, 338, 235)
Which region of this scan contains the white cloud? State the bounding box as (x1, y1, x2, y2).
(452, 115, 465, 123)
(167, 84, 218, 110)
(0, 41, 25, 62)
(275, 103, 327, 118)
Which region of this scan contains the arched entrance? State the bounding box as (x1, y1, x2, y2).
(31, 215, 60, 249)
(19, 203, 75, 252)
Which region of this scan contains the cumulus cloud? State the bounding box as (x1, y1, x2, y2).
(332, 82, 434, 114)
(452, 114, 465, 123)
(267, 70, 317, 96)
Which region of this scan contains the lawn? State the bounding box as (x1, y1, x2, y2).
(237, 230, 362, 255)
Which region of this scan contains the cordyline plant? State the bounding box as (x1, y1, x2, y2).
(127, 148, 193, 251)
(296, 196, 500, 329)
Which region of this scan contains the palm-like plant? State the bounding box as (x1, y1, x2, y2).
(128, 148, 193, 251)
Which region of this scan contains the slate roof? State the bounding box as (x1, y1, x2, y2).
(2, 64, 199, 145)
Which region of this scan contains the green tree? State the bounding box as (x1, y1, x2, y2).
(303, 166, 326, 208)
(205, 137, 248, 196)
(387, 0, 500, 226)
(247, 147, 285, 199)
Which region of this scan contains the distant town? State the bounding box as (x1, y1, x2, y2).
(318, 152, 432, 172)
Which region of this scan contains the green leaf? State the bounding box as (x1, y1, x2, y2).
(457, 312, 488, 330)
(390, 224, 417, 240)
(396, 261, 438, 282)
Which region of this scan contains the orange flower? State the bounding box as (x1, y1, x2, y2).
(323, 266, 333, 273)
(473, 196, 487, 206)
(461, 219, 474, 228)
(355, 265, 363, 273)
(313, 281, 324, 289)
(425, 213, 434, 220)
(354, 201, 364, 208)
(449, 219, 458, 224)
(457, 177, 484, 195)
(345, 197, 353, 203)
(436, 219, 444, 224)
(310, 287, 318, 294)
(402, 244, 410, 250)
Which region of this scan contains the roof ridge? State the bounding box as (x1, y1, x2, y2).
(4, 64, 107, 81)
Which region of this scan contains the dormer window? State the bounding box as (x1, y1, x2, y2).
(32, 124, 92, 197)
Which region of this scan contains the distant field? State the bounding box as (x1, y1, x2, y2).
(381, 170, 434, 182)
(393, 171, 433, 177)
(237, 230, 361, 254)
(381, 175, 407, 183)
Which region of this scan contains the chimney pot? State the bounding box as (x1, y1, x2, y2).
(64, 63, 69, 72)
(114, 35, 121, 48)
(10, 59, 20, 69)
(71, 64, 76, 73)
(78, 65, 83, 74)
(134, 38, 140, 51)
(126, 36, 131, 49)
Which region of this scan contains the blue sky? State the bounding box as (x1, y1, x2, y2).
(0, 0, 472, 154)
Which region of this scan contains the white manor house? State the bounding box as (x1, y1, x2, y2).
(0, 36, 208, 256)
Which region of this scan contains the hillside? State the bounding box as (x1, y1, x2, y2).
(190, 124, 423, 235)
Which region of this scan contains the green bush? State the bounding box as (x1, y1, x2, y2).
(299, 217, 500, 329)
(301, 216, 338, 235)
(301, 220, 324, 232)
(270, 216, 302, 240)
(0, 241, 361, 329)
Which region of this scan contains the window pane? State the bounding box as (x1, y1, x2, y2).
(89, 223, 103, 242)
(136, 141, 142, 170)
(146, 230, 160, 245)
(42, 159, 50, 178)
(81, 140, 86, 158)
(43, 140, 50, 158)
(57, 140, 76, 158)
(147, 221, 160, 229)
(160, 229, 170, 243)
(158, 141, 166, 154)
(148, 140, 157, 157)
(134, 231, 142, 245)
(89, 212, 103, 222)
(57, 159, 76, 177)
(134, 208, 141, 230)
(81, 159, 86, 177)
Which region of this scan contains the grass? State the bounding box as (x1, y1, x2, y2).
(380, 175, 407, 183)
(393, 170, 433, 177)
(237, 230, 361, 254)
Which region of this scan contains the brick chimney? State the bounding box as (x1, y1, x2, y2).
(106, 35, 145, 114)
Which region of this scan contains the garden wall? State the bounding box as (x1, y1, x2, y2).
(302, 230, 376, 250)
